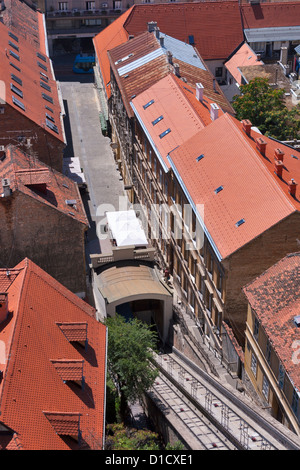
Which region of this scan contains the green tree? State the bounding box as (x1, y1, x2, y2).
(232, 77, 300, 141)
(105, 314, 159, 420)
(105, 423, 160, 450)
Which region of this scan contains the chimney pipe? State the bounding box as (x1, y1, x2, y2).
(0, 293, 8, 324)
(174, 63, 180, 77)
(274, 160, 283, 178)
(242, 119, 252, 136)
(167, 51, 173, 64)
(160, 36, 164, 48)
(155, 26, 160, 39)
(2, 178, 11, 197)
(196, 83, 204, 102)
(147, 21, 157, 33)
(210, 103, 219, 121)
(288, 179, 297, 197)
(256, 137, 267, 156)
(275, 148, 284, 162)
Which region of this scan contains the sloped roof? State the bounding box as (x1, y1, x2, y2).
(241, 1, 300, 29)
(167, 113, 300, 260)
(0, 258, 107, 450)
(0, 145, 88, 226)
(243, 252, 300, 392)
(0, 20, 64, 143)
(130, 73, 209, 172)
(93, 2, 244, 99)
(225, 42, 263, 85)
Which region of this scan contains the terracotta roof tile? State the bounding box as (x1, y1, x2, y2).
(225, 42, 263, 85)
(0, 145, 88, 226)
(241, 2, 300, 29)
(0, 20, 64, 143)
(0, 258, 107, 449)
(167, 113, 300, 260)
(243, 252, 300, 391)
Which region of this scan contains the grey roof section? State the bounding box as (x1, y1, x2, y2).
(117, 48, 164, 76)
(245, 26, 300, 43)
(160, 33, 206, 70)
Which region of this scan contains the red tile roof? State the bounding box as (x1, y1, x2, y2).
(225, 42, 263, 85)
(0, 145, 88, 226)
(131, 73, 210, 171)
(167, 113, 300, 260)
(0, 20, 64, 143)
(241, 1, 300, 29)
(243, 252, 300, 392)
(0, 258, 107, 450)
(93, 2, 244, 99)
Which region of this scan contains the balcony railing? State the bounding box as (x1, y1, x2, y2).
(46, 8, 124, 18)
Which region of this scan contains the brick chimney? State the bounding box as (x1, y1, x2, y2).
(196, 83, 204, 102)
(288, 179, 297, 197)
(173, 63, 180, 77)
(274, 148, 284, 162)
(274, 159, 283, 178)
(167, 51, 173, 64)
(256, 137, 267, 156)
(147, 21, 157, 33)
(242, 119, 252, 137)
(0, 293, 8, 323)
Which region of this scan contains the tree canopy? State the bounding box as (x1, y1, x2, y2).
(105, 314, 159, 419)
(232, 77, 300, 141)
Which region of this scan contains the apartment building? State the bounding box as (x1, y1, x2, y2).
(0, 145, 88, 297)
(243, 253, 300, 435)
(0, 257, 107, 450)
(0, 18, 66, 172)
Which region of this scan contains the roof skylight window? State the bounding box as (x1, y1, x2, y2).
(196, 154, 204, 162)
(40, 81, 51, 92)
(11, 74, 22, 86)
(37, 52, 47, 62)
(46, 113, 55, 122)
(46, 118, 59, 134)
(40, 72, 49, 82)
(8, 41, 19, 52)
(143, 99, 154, 110)
(8, 32, 19, 42)
(214, 186, 223, 194)
(12, 96, 25, 111)
(152, 115, 163, 126)
(9, 50, 20, 61)
(159, 128, 171, 139)
(38, 61, 47, 71)
(45, 105, 53, 113)
(235, 218, 245, 227)
(42, 93, 53, 104)
(10, 84, 23, 98)
(9, 62, 21, 72)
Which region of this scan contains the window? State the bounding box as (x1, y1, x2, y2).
(40, 81, 51, 92)
(11, 74, 22, 86)
(10, 84, 23, 98)
(215, 67, 223, 77)
(38, 61, 48, 72)
(266, 340, 271, 364)
(9, 50, 20, 61)
(292, 389, 299, 415)
(37, 52, 47, 63)
(86, 1, 95, 9)
(253, 318, 259, 340)
(278, 363, 285, 390)
(8, 40, 19, 52)
(10, 62, 21, 72)
(58, 2, 68, 10)
(42, 93, 53, 104)
(114, 1, 122, 9)
(262, 375, 269, 400)
(12, 96, 25, 111)
(8, 31, 19, 42)
(251, 352, 257, 377)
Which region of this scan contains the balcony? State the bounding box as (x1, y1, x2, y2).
(46, 8, 124, 19)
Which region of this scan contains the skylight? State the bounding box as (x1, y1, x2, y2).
(10, 84, 23, 98)
(42, 93, 53, 104)
(214, 186, 223, 194)
(143, 99, 154, 110)
(38, 61, 47, 72)
(12, 95, 25, 111)
(40, 72, 49, 82)
(196, 154, 204, 162)
(45, 105, 53, 113)
(11, 74, 22, 86)
(37, 52, 47, 62)
(152, 115, 163, 126)
(46, 118, 59, 134)
(9, 62, 21, 72)
(9, 50, 20, 61)
(8, 40, 19, 52)
(8, 31, 19, 42)
(235, 218, 245, 227)
(159, 129, 171, 139)
(40, 81, 51, 92)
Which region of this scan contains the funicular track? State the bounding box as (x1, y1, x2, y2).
(148, 351, 300, 451)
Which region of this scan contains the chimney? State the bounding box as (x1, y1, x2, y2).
(213, 78, 217, 92)
(288, 179, 297, 197)
(196, 83, 204, 102)
(274, 159, 283, 178)
(160, 36, 164, 48)
(210, 103, 219, 121)
(2, 178, 11, 197)
(256, 137, 267, 156)
(155, 26, 160, 39)
(173, 63, 180, 77)
(147, 21, 157, 33)
(280, 46, 288, 66)
(0, 293, 8, 323)
(242, 119, 252, 137)
(167, 51, 173, 64)
(274, 148, 284, 162)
